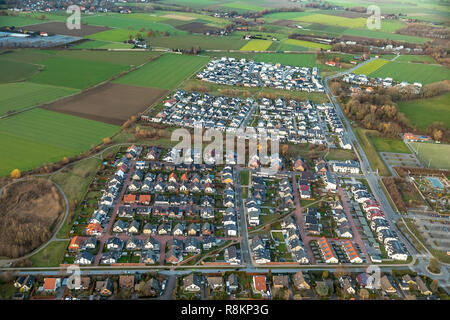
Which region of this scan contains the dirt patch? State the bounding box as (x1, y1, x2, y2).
(0, 178, 64, 258)
(44, 83, 169, 125)
(21, 21, 111, 37)
(175, 22, 220, 34)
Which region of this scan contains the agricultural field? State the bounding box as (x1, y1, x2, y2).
(397, 93, 450, 130)
(85, 28, 144, 42)
(72, 40, 134, 49)
(283, 39, 332, 50)
(240, 39, 273, 51)
(294, 14, 367, 28)
(395, 55, 438, 64)
(29, 56, 128, 89)
(369, 61, 450, 85)
(409, 142, 450, 170)
(0, 108, 118, 176)
(21, 21, 110, 37)
(146, 34, 247, 50)
(0, 82, 78, 116)
(114, 53, 209, 89)
(342, 29, 429, 44)
(221, 1, 266, 12)
(353, 58, 390, 75)
(82, 14, 184, 35)
(0, 57, 40, 83)
(45, 83, 168, 125)
(253, 53, 318, 67)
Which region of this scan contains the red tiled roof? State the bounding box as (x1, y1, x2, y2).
(253, 276, 266, 291)
(123, 194, 136, 203)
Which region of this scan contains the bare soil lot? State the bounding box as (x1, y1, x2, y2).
(175, 22, 220, 34)
(0, 178, 64, 258)
(21, 21, 111, 37)
(44, 83, 168, 125)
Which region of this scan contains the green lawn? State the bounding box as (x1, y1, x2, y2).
(0, 108, 118, 176)
(409, 142, 450, 169)
(29, 56, 128, 89)
(0, 82, 78, 116)
(114, 53, 209, 89)
(0, 15, 44, 27)
(398, 93, 450, 130)
(370, 135, 411, 153)
(353, 126, 391, 176)
(29, 240, 69, 267)
(240, 170, 249, 185)
(253, 53, 317, 68)
(53, 50, 161, 66)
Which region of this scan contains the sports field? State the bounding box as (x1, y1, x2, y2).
(0, 82, 78, 116)
(29, 56, 128, 89)
(369, 61, 450, 85)
(114, 53, 209, 89)
(409, 142, 450, 169)
(397, 93, 450, 130)
(240, 40, 273, 51)
(353, 59, 390, 75)
(370, 135, 411, 154)
(0, 108, 118, 176)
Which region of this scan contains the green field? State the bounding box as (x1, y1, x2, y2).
(29, 56, 128, 89)
(82, 14, 184, 35)
(370, 135, 411, 153)
(295, 14, 367, 28)
(410, 142, 450, 169)
(52, 50, 161, 66)
(253, 53, 318, 67)
(114, 53, 209, 89)
(0, 15, 44, 27)
(0, 57, 40, 83)
(283, 39, 332, 50)
(240, 39, 273, 51)
(369, 61, 450, 85)
(0, 82, 78, 116)
(72, 40, 134, 49)
(86, 28, 145, 42)
(398, 93, 450, 130)
(147, 34, 247, 50)
(342, 29, 429, 44)
(395, 55, 437, 64)
(0, 108, 118, 176)
(353, 58, 390, 74)
(222, 1, 266, 11)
